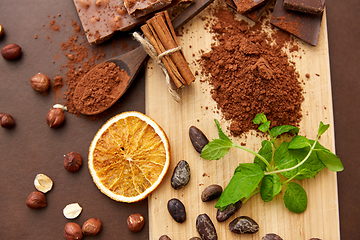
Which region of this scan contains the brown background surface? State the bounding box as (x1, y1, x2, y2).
(0, 0, 359, 239)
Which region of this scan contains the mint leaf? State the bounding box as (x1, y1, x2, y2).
(288, 135, 311, 149)
(215, 163, 264, 211)
(201, 139, 233, 160)
(318, 121, 330, 136)
(260, 174, 282, 202)
(273, 142, 298, 177)
(296, 169, 315, 179)
(253, 113, 267, 124)
(259, 121, 271, 133)
(270, 125, 299, 139)
(214, 119, 231, 142)
(283, 182, 307, 213)
(316, 148, 344, 172)
(254, 140, 273, 171)
(273, 142, 324, 180)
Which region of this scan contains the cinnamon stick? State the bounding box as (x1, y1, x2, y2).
(141, 24, 184, 89)
(141, 11, 195, 89)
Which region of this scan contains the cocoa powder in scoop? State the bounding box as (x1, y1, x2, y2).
(199, 7, 303, 136)
(73, 62, 130, 114)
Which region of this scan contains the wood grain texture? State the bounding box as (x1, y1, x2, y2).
(145, 2, 340, 239)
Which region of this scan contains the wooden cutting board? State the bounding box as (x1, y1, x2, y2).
(145, 1, 340, 239)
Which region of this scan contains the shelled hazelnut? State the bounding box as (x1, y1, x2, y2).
(26, 191, 46, 209)
(64, 152, 82, 172)
(30, 73, 51, 92)
(0, 113, 15, 129)
(0, 24, 4, 38)
(46, 104, 67, 128)
(127, 213, 145, 232)
(1, 43, 21, 60)
(82, 218, 102, 236)
(64, 222, 83, 240)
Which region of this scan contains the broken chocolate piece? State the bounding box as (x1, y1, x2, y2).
(72, 0, 194, 45)
(226, 0, 271, 22)
(124, 0, 172, 18)
(284, 0, 325, 15)
(233, 0, 270, 14)
(270, 0, 323, 46)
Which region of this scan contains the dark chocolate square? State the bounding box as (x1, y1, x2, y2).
(270, 0, 323, 46)
(284, 0, 325, 14)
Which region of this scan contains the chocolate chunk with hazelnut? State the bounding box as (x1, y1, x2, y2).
(0, 113, 15, 129)
(64, 152, 82, 172)
(127, 213, 145, 232)
(46, 105, 66, 128)
(82, 218, 102, 236)
(30, 73, 51, 92)
(1, 43, 21, 60)
(64, 222, 83, 240)
(26, 191, 46, 209)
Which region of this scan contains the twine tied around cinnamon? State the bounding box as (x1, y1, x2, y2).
(133, 31, 181, 102)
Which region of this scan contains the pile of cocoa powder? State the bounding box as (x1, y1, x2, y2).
(199, 7, 304, 136)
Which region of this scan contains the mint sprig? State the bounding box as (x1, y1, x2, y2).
(201, 113, 344, 213)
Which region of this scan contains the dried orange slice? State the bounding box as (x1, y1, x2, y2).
(88, 111, 170, 202)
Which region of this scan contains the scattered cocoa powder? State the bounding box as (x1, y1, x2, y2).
(199, 7, 303, 136)
(52, 75, 63, 102)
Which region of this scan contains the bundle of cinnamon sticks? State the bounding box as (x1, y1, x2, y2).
(141, 11, 195, 90)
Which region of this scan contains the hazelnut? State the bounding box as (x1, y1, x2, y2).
(30, 73, 51, 92)
(0, 24, 4, 38)
(64, 152, 82, 172)
(127, 213, 145, 232)
(64, 222, 83, 240)
(46, 108, 65, 128)
(1, 43, 21, 60)
(82, 218, 102, 236)
(26, 191, 46, 209)
(0, 113, 15, 129)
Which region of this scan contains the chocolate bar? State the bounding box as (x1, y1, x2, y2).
(73, 0, 193, 45)
(124, 0, 172, 18)
(284, 0, 325, 15)
(270, 0, 323, 46)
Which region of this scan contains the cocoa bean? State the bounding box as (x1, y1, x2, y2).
(189, 126, 209, 153)
(167, 198, 186, 223)
(201, 184, 223, 202)
(196, 213, 217, 240)
(229, 216, 259, 234)
(171, 160, 190, 190)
